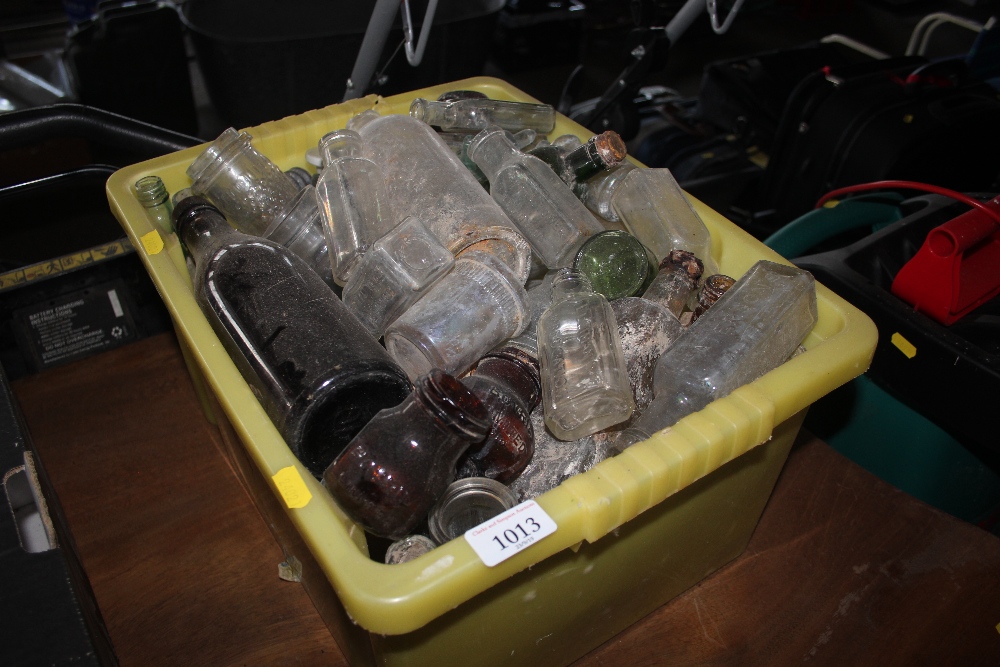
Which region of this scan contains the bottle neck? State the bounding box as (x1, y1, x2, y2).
(409, 98, 452, 127)
(319, 129, 364, 166)
(475, 347, 541, 411)
(173, 196, 241, 264)
(550, 267, 593, 299)
(187, 127, 249, 185)
(468, 127, 519, 182)
(564, 131, 627, 182)
(413, 369, 491, 441)
(134, 175, 170, 209)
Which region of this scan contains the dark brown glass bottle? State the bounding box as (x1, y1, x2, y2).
(173, 197, 412, 477)
(458, 346, 541, 484)
(322, 369, 491, 540)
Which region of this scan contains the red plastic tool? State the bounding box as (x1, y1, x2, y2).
(891, 196, 1000, 325)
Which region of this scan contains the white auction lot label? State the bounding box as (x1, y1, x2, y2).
(465, 499, 557, 567)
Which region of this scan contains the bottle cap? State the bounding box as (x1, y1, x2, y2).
(428, 477, 518, 544)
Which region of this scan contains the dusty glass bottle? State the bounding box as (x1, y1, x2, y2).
(642, 249, 705, 320)
(610, 168, 720, 275)
(347, 111, 526, 265)
(261, 185, 334, 287)
(410, 97, 556, 134)
(341, 216, 454, 337)
(507, 403, 612, 502)
(187, 127, 299, 236)
(134, 175, 174, 234)
(458, 346, 541, 484)
(576, 161, 637, 224)
(316, 129, 395, 285)
(173, 197, 412, 477)
(469, 126, 605, 269)
(322, 369, 491, 540)
(504, 271, 555, 357)
(384, 249, 529, 381)
(614, 260, 817, 451)
(384, 534, 437, 564)
(537, 268, 634, 440)
(573, 229, 653, 300)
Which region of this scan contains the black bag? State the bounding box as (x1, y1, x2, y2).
(757, 56, 1000, 229)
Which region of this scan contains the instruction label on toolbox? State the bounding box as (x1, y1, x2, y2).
(12, 281, 137, 372)
(465, 500, 557, 567)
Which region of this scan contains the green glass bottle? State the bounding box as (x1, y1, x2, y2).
(573, 230, 653, 300)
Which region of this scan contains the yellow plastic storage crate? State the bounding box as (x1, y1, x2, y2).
(106, 77, 877, 667)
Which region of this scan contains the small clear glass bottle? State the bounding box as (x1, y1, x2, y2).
(427, 477, 518, 544)
(410, 97, 556, 134)
(384, 534, 437, 564)
(610, 168, 720, 275)
(133, 175, 174, 233)
(573, 230, 653, 300)
(504, 271, 555, 357)
(458, 346, 541, 484)
(384, 249, 529, 381)
(173, 197, 412, 477)
(341, 216, 454, 337)
(576, 162, 637, 224)
(614, 260, 817, 451)
(469, 126, 605, 269)
(261, 185, 334, 287)
(536, 268, 634, 440)
(642, 250, 704, 320)
(316, 129, 396, 285)
(323, 369, 491, 540)
(347, 111, 527, 271)
(186, 127, 299, 236)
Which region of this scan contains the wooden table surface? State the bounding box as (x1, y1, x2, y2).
(12, 332, 1000, 666)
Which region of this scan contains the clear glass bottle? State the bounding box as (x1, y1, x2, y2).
(427, 477, 518, 544)
(384, 249, 529, 381)
(410, 97, 556, 134)
(614, 260, 817, 451)
(610, 293, 684, 419)
(341, 216, 454, 337)
(537, 268, 634, 440)
(173, 197, 412, 477)
(316, 129, 396, 285)
(260, 185, 334, 287)
(573, 230, 653, 300)
(133, 175, 174, 234)
(186, 127, 299, 236)
(642, 250, 704, 320)
(610, 168, 720, 275)
(322, 369, 491, 540)
(576, 161, 637, 224)
(469, 126, 605, 269)
(384, 534, 437, 564)
(458, 346, 541, 484)
(504, 271, 555, 357)
(347, 111, 526, 267)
